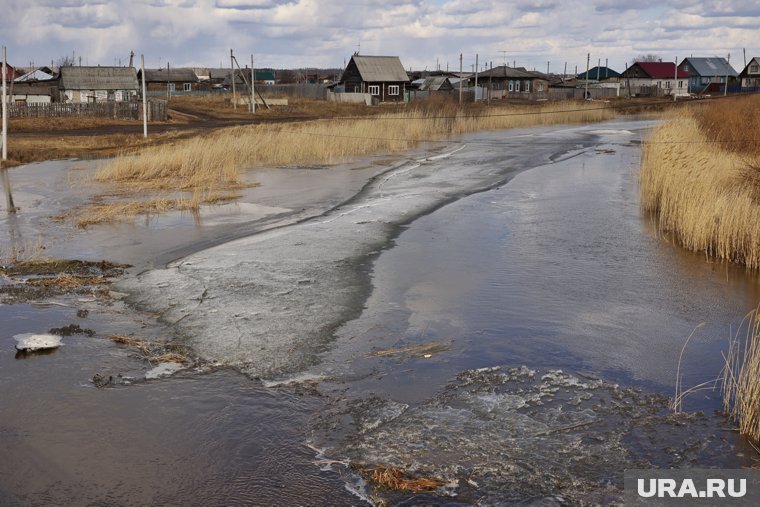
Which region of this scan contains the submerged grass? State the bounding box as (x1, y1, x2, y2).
(640, 95, 760, 268)
(96, 100, 615, 192)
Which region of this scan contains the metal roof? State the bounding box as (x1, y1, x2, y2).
(15, 69, 55, 82)
(140, 68, 199, 82)
(577, 66, 620, 80)
(477, 65, 536, 79)
(60, 66, 138, 90)
(681, 57, 738, 78)
(352, 55, 409, 82)
(625, 62, 689, 79)
(419, 76, 452, 91)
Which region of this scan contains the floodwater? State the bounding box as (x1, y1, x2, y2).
(2, 118, 759, 505)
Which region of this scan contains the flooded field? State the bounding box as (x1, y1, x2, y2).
(2, 119, 758, 505)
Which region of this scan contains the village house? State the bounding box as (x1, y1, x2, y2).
(477, 66, 549, 97)
(1, 62, 23, 83)
(221, 69, 277, 89)
(59, 66, 139, 102)
(14, 67, 55, 82)
(739, 57, 760, 90)
(577, 66, 620, 82)
(338, 55, 409, 102)
(677, 57, 738, 93)
(620, 62, 688, 97)
(138, 68, 201, 94)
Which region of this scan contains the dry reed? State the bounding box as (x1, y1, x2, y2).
(722, 307, 760, 446)
(96, 101, 615, 191)
(369, 466, 445, 493)
(640, 100, 760, 268)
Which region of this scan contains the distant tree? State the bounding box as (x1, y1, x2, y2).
(633, 54, 662, 63)
(56, 54, 76, 68)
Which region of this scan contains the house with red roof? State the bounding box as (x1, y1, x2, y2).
(621, 61, 689, 97)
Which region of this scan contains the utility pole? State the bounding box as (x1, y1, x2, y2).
(597, 58, 601, 81)
(1, 45, 15, 213)
(546, 61, 549, 76)
(141, 54, 148, 138)
(724, 53, 730, 96)
(585, 53, 590, 100)
(251, 55, 256, 114)
(166, 61, 170, 102)
(488, 61, 493, 105)
(563, 62, 567, 81)
(474, 53, 479, 102)
(605, 58, 608, 79)
(674, 56, 678, 102)
(231, 49, 236, 110)
(459, 52, 463, 105)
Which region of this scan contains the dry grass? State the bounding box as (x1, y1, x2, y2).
(0, 237, 45, 265)
(369, 467, 445, 493)
(640, 99, 760, 268)
(367, 341, 451, 359)
(97, 99, 615, 191)
(25, 273, 109, 289)
(722, 308, 760, 447)
(72, 190, 242, 227)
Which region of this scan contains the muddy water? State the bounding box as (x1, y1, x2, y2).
(3, 119, 760, 505)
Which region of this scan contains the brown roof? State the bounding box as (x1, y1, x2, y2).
(60, 66, 138, 90)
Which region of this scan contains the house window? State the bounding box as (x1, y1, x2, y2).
(388, 85, 399, 95)
(508, 81, 514, 92)
(665, 81, 671, 88)
(368, 85, 380, 95)
(183, 83, 192, 92)
(168, 83, 176, 92)
(678, 81, 683, 88)
(515, 81, 520, 92)
(656, 81, 661, 88)
(536, 83, 544, 92)
(684, 64, 689, 72)
(524, 80, 530, 92)
(751, 64, 759, 74)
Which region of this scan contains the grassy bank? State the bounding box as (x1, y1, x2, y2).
(722, 308, 760, 448)
(640, 95, 760, 268)
(96, 99, 615, 192)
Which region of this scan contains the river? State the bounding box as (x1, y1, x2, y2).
(2, 118, 758, 505)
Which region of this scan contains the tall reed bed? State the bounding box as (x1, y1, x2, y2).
(96, 100, 614, 191)
(722, 308, 760, 447)
(640, 96, 760, 268)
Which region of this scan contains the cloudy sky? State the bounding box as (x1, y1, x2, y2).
(2, 0, 759, 73)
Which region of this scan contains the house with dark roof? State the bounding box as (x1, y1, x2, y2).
(678, 57, 738, 93)
(138, 68, 200, 94)
(221, 69, 277, 89)
(738, 57, 760, 90)
(59, 66, 139, 102)
(621, 62, 688, 97)
(339, 55, 410, 102)
(477, 66, 549, 97)
(419, 76, 454, 93)
(577, 66, 620, 82)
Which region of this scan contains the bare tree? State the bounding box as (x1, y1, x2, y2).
(633, 54, 662, 63)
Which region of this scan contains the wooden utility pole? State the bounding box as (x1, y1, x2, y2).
(585, 53, 590, 99)
(546, 61, 550, 76)
(1, 46, 6, 161)
(1, 45, 15, 213)
(141, 54, 147, 138)
(725, 53, 730, 96)
(597, 58, 601, 81)
(474, 53, 479, 102)
(674, 56, 678, 102)
(231, 49, 236, 110)
(459, 53, 463, 105)
(488, 61, 492, 105)
(166, 61, 170, 102)
(251, 55, 256, 113)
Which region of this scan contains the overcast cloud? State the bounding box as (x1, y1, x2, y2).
(1, 0, 758, 72)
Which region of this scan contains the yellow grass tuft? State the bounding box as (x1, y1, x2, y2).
(96, 101, 615, 192)
(369, 466, 445, 493)
(640, 99, 760, 268)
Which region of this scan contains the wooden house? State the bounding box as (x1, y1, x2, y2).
(339, 55, 409, 102)
(739, 57, 760, 90)
(576, 66, 620, 82)
(59, 66, 139, 102)
(419, 76, 454, 93)
(477, 66, 548, 96)
(621, 62, 688, 97)
(678, 57, 738, 93)
(138, 68, 200, 94)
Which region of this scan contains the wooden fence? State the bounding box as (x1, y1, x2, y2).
(7, 100, 168, 121)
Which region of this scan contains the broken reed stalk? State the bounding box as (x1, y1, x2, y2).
(721, 307, 760, 445)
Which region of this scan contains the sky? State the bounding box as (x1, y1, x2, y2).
(2, 0, 759, 74)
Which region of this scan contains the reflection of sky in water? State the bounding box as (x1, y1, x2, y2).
(344, 132, 760, 399)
